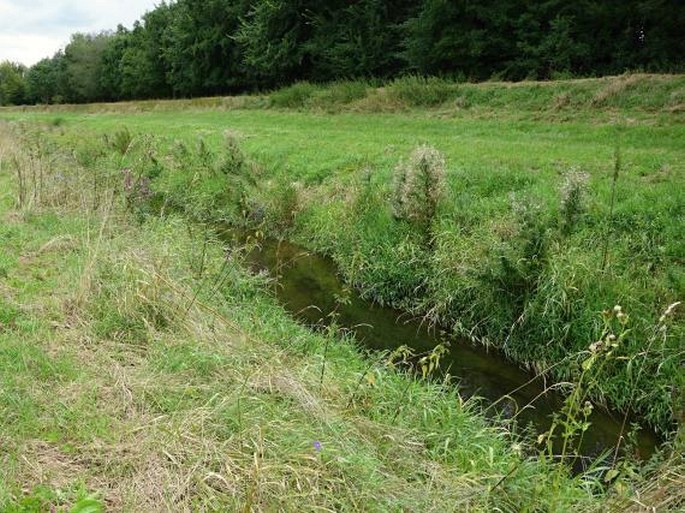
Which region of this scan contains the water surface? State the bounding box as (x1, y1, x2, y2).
(222, 229, 659, 467)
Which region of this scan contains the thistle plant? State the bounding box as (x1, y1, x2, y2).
(392, 144, 446, 244)
(121, 167, 152, 211)
(218, 130, 246, 176)
(559, 167, 590, 234)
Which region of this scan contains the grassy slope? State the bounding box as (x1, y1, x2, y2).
(1, 74, 683, 511)
(0, 124, 623, 512)
(3, 74, 681, 432)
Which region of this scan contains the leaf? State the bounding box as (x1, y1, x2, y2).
(604, 468, 620, 483)
(581, 354, 596, 371)
(69, 498, 104, 513)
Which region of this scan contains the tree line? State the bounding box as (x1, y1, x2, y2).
(1, 0, 683, 105)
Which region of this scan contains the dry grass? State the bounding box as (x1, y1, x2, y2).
(600, 454, 685, 512)
(591, 74, 644, 106)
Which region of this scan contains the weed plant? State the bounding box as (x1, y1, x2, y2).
(392, 144, 447, 242)
(559, 168, 590, 234)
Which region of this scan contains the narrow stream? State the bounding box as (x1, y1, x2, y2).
(222, 229, 659, 467)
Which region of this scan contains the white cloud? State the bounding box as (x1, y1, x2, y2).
(0, 0, 160, 66)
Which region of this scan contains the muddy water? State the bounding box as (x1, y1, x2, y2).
(222, 230, 659, 466)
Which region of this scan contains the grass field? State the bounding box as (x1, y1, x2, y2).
(0, 74, 684, 510)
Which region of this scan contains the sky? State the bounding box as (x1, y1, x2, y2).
(0, 0, 160, 66)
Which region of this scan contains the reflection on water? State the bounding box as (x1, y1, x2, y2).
(222, 229, 659, 467)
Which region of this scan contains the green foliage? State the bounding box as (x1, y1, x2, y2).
(24, 57, 64, 104)
(492, 195, 550, 311)
(147, 135, 256, 224)
(2, 121, 683, 511)
(118, 6, 174, 100)
(163, 0, 247, 96)
(2, 484, 103, 512)
(270, 80, 371, 110)
(313, 80, 370, 105)
(6, 1, 684, 105)
(233, 0, 312, 87)
(269, 81, 320, 109)
(305, 0, 412, 80)
(3, 81, 683, 435)
(69, 497, 104, 513)
(0, 61, 27, 106)
(62, 33, 113, 103)
(105, 127, 133, 155)
(218, 132, 247, 175)
(388, 75, 460, 107)
(267, 181, 300, 231)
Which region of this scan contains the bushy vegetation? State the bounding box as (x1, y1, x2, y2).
(1, 1, 684, 105)
(0, 121, 649, 512)
(0, 74, 683, 509)
(7, 76, 680, 433)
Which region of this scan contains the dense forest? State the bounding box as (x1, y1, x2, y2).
(1, 0, 684, 105)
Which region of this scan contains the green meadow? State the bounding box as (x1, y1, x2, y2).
(0, 74, 683, 510)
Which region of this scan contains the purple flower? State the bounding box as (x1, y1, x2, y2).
(313, 441, 322, 452)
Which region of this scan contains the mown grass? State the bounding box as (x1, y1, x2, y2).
(2, 122, 659, 511)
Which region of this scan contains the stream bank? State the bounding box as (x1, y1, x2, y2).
(221, 228, 660, 467)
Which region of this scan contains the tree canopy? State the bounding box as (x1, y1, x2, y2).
(2, 0, 683, 105)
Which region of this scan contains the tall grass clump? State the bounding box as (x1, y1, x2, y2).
(269, 81, 320, 109)
(392, 144, 446, 244)
(104, 126, 134, 156)
(85, 245, 181, 344)
(2, 124, 116, 213)
(265, 181, 300, 231)
(487, 194, 550, 323)
(310, 80, 369, 107)
(217, 130, 247, 176)
(268, 80, 371, 111)
(388, 75, 460, 107)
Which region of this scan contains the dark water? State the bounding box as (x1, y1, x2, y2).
(221, 229, 659, 467)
